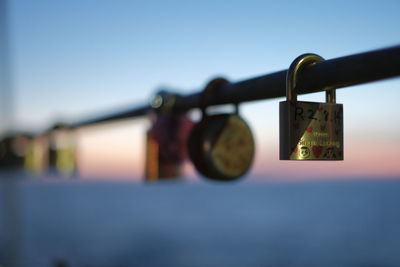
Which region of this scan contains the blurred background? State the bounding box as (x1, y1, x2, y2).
(1, 0, 400, 266)
(1, 0, 399, 181)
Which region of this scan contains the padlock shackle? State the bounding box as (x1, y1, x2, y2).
(287, 54, 336, 103)
(200, 77, 230, 117)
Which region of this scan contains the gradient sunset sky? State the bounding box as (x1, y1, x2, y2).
(5, 0, 400, 181)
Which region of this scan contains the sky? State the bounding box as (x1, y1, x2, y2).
(2, 0, 400, 181)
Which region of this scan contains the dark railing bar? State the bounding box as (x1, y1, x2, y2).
(70, 105, 149, 128)
(70, 45, 400, 128)
(174, 45, 400, 111)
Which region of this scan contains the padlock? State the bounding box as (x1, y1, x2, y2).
(45, 124, 77, 177)
(0, 133, 31, 170)
(145, 92, 194, 181)
(280, 54, 343, 160)
(24, 135, 47, 175)
(188, 78, 255, 181)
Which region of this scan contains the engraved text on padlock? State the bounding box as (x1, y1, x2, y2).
(279, 54, 344, 160)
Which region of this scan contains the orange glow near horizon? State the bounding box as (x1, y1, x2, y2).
(253, 137, 400, 180)
(76, 119, 148, 180)
(72, 118, 400, 182)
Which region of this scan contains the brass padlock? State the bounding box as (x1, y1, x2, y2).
(280, 54, 343, 160)
(188, 78, 255, 181)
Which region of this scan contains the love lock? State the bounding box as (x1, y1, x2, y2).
(188, 78, 255, 181)
(280, 54, 344, 160)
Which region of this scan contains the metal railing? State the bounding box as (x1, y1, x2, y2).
(69, 45, 400, 128)
(1, 45, 400, 177)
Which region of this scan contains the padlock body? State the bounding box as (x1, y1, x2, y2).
(145, 113, 194, 181)
(280, 100, 343, 160)
(188, 114, 255, 181)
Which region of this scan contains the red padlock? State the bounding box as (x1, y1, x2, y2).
(145, 92, 193, 181)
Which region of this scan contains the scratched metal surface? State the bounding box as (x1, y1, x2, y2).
(1, 176, 400, 267)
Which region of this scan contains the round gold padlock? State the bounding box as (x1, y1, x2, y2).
(187, 78, 255, 181)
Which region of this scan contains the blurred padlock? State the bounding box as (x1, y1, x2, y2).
(46, 124, 77, 177)
(0, 132, 32, 170)
(280, 54, 343, 160)
(24, 135, 48, 176)
(187, 78, 255, 181)
(145, 91, 194, 181)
